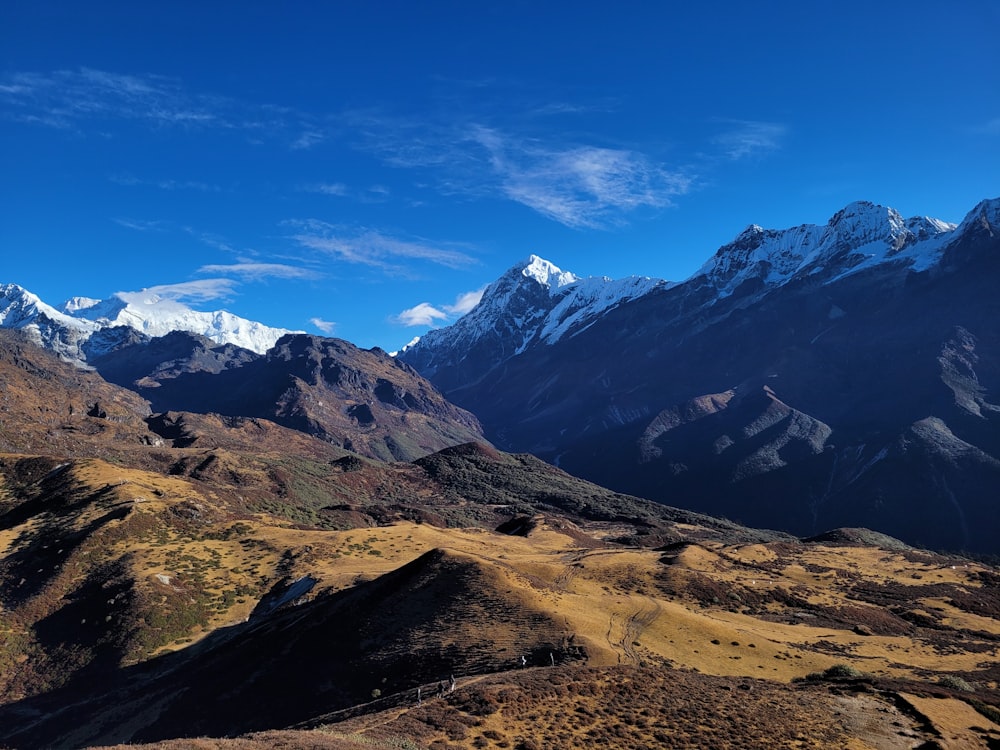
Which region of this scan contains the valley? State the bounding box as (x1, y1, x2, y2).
(1, 197, 999, 748)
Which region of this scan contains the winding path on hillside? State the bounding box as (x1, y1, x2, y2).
(608, 596, 662, 664)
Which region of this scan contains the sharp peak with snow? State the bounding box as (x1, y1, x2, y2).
(398, 254, 669, 375)
(0, 282, 300, 364)
(513, 254, 580, 290)
(956, 196, 1000, 236)
(500, 254, 665, 294)
(503, 198, 987, 305)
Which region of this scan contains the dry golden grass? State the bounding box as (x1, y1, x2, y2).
(8, 460, 999, 683)
(3, 452, 1000, 748)
(92, 666, 964, 750)
(897, 692, 1000, 749)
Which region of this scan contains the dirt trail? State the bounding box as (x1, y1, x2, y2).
(608, 596, 662, 664)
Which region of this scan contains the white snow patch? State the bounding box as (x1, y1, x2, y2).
(521, 255, 579, 291)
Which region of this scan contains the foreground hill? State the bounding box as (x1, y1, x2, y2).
(4, 511, 1000, 747)
(89, 665, 1000, 750)
(400, 198, 1000, 554)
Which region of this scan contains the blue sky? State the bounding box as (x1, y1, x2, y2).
(2, 2, 998, 350)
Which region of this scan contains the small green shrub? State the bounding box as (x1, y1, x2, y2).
(938, 674, 974, 692)
(797, 663, 871, 682)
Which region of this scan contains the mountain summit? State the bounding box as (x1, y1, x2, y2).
(400, 254, 667, 392)
(0, 284, 298, 363)
(400, 201, 961, 391)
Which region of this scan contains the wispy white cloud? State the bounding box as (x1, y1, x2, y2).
(110, 173, 221, 192)
(185, 230, 237, 254)
(1, 68, 218, 129)
(362, 184, 391, 203)
(287, 220, 477, 273)
(116, 218, 239, 255)
(291, 130, 326, 150)
(443, 287, 485, 315)
(118, 279, 239, 305)
(197, 262, 321, 281)
(113, 217, 169, 232)
(394, 287, 484, 327)
(309, 317, 337, 334)
(712, 119, 787, 160)
(302, 182, 391, 203)
(351, 114, 691, 229)
(972, 117, 1000, 136)
(394, 302, 449, 327)
(470, 127, 692, 229)
(0, 67, 315, 145)
(305, 182, 349, 196)
(114, 220, 322, 300)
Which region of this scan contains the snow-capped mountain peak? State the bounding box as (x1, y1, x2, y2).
(0, 283, 299, 364)
(827, 201, 904, 242)
(61, 296, 112, 315)
(735, 224, 766, 242)
(399, 199, 994, 395)
(956, 197, 1000, 238)
(694, 200, 957, 298)
(1, 283, 89, 332)
(398, 255, 668, 381)
(520, 254, 579, 291)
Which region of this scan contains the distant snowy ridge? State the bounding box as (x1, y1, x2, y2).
(693, 200, 958, 298)
(59, 290, 300, 354)
(399, 199, 999, 380)
(0, 283, 298, 363)
(485, 254, 667, 347)
(538, 270, 668, 345)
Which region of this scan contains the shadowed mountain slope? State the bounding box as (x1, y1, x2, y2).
(0, 328, 153, 455)
(400, 199, 1000, 553)
(0, 547, 577, 747)
(95, 332, 484, 462)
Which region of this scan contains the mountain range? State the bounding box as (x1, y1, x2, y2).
(0, 327, 999, 749)
(2, 199, 1000, 747)
(0, 284, 296, 363)
(3, 196, 999, 555)
(399, 198, 1000, 554)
